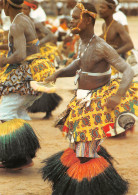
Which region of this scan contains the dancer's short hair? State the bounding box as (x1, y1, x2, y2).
(5, 0, 23, 9)
(105, 0, 119, 9)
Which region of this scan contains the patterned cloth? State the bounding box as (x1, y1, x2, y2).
(0, 53, 55, 96)
(111, 65, 119, 77)
(56, 79, 138, 143)
(74, 140, 101, 158)
(40, 42, 61, 63)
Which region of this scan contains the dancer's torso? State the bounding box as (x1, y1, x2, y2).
(103, 21, 124, 51)
(8, 13, 39, 57)
(77, 36, 111, 90)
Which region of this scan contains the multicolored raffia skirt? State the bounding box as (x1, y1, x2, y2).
(0, 53, 55, 96)
(42, 148, 128, 195)
(0, 119, 40, 168)
(56, 79, 138, 143)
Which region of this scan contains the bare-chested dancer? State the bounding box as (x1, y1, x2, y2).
(22, 1, 56, 46)
(0, 0, 55, 170)
(23, 1, 62, 66)
(99, 0, 133, 57)
(41, 2, 137, 195)
(99, 0, 138, 77)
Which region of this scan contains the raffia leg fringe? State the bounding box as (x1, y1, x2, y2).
(42, 148, 128, 195)
(41, 151, 65, 186)
(0, 119, 40, 168)
(97, 145, 114, 165)
(27, 93, 62, 118)
(41, 146, 113, 182)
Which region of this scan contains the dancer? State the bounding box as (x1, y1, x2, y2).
(99, 0, 133, 57)
(22, 1, 56, 45)
(99, 0, 138, 77)
(23, 1, 62, 119)
(0, 0, 55, 170)
(22, 0, 61, 66)
(42, 2, 138, 195)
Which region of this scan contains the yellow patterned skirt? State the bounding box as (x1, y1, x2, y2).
(56, 79, 138, 142)
(0, 50, 8, 57)
(111, 65, 119, 76)
(40, 42, 61, 62)
(0, 53, 55, 96)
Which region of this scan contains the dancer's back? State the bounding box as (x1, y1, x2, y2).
(8, 13, 39, 58)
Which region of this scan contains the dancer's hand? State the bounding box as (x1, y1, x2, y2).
(105, 95, 122, 109)
(45, 74, 57, 83)
(0, 55, 7, 67)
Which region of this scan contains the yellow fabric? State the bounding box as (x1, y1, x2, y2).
(0, 119, 26, 136)
(0, 54, 55, 83)
(0, 51, 7, 56)
(25, 53, 41, 61)
(40, 42, 61, 62)
(111, 65, 119, 76)
(0, 64, 9, 81)
(30, 58, 55, 82)
(63, 79, 138, 142)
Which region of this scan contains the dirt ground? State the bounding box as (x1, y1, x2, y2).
(0, 17, 138, 195)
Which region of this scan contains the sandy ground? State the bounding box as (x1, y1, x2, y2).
(0, 17, 138, 195)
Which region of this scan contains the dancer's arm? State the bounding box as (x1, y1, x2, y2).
(102, 42, 134, 109)
(116, 23, 133, 55)
(35, 22, 57, 46)
(45, 58, 80, 83)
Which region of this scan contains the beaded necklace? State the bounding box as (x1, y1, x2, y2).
(104, 19, 114, 41)
(77, 34, 95, 59)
